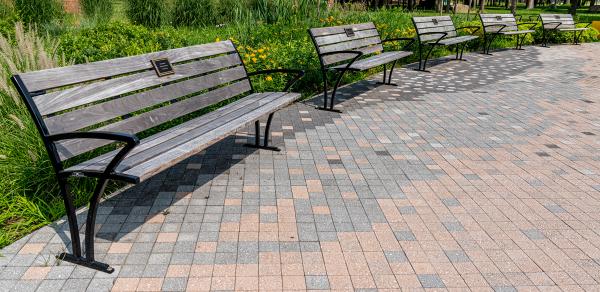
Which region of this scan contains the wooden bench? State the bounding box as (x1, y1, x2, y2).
(479, 14, 537, 54)
(11, 40, 303, 273)
(539, 14, 591, 46)
(308, 22, 413, 112)
(412, 16, 480, 71)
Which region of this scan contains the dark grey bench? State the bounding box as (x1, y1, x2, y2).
(479, 13, 537, 54)
(412, 16, 480, 71)
(11, 40, 303, 273)
(308, 22, 413, 112)
(540, 14, 591, 46)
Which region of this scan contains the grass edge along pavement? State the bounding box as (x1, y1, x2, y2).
(0, 6, 598, 249)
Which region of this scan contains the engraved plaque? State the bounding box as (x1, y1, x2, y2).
(432, 18, 439, 25)
(344, 28, 355, 37)
(151, 58, 175, 77)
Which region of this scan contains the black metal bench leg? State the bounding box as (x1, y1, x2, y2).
(541, 30, 550, 47)
(415, 44, 434, 72)
(376, 61, 398, 86)
(319, 68, 329, 110)
(244, 113, 281, 151)
(57, 178, 82, 258)
(58, 178, 114, 274)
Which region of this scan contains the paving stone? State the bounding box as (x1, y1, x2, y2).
(417, 274, 445, 288)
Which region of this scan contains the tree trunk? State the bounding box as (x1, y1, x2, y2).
(527, 0, 535, 9)
(436, 0, 443, 12)
(479, 0, 485, 12)
(569, 0, 580, 15)
(510, 0, 517, 13)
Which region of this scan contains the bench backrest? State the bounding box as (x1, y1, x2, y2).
(412, 16, 457, 42)
(479, 14, 519, 33)
(308, 22, 383, 66)
(540, 14, 576, 29)
(13, 40, 252, 161)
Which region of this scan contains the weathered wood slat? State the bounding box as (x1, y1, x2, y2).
(45, 64, 247, 134)
(540, 14, 576, 29)
(318, 36, 382, 54)
(55, 77, 251, 160)
(20, 41, 236, 92)
(322, 45, 384, 65)
(36, 53, 242, 116)
(309, 22, 376, 37)
(414, 20, 454, 29)
(62, 90, 279, 170)
(437, 35, 478, 46)
(314, 29, 380, 46)
(331, 51, 413, 71)
(65, 92, 298, 178)
(413, 16, 453, 23)
(128, 93, 299, 181)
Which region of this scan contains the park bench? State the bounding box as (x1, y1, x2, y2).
(479, 14, 537, 54)
(539, 14, 591, 46)
(308, 22, 413, 112)
(412, 16, 480, 71)
(11, 40, 303, 273)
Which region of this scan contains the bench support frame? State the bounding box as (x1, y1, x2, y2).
(541, 21, 591, 47)
(244, 113, 281, 152)
(12, 63, 304, 273)
(414, 26, 479, 72)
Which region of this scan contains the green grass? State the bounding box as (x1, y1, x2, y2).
(0, 3, 598, 248)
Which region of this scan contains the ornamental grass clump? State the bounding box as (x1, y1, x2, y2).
(81, 0, 113, 22)
(0, 23, 71, 247)
(14, 0, 63, 25)
(127, 0, 166, 28)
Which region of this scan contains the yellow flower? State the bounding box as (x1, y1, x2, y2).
(259, 54, 267, 59)
(215, 37, 221, 42)
(252, 57, 258, 63)
(265, 76, 273, 82)
(257, 48, 265, 53)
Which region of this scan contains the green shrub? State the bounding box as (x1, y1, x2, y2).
(172, 0, 213, 27)
(0, 1, 19, 37)
(14, 0, 62, 25)
(81, 0, 113, 22)
(126, 0, 166, 27)
(58, 22, 186, 63)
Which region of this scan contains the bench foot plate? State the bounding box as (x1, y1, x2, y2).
(57, 253, 114, 273)
(376, 82, 398, 86)
(316, 106, 342, 113)
(244, 144, 281, 152)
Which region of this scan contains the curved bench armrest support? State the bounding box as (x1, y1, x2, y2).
(457, 26, 481, 34)
(49, 131, 140, 176)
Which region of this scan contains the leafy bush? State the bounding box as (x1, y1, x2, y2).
(126, 0, 166, 28)
(81, 0, 113, 22)
(172, 0, 213, 27)
(14, 0, 62, 25)
(58, 22, 186, 63)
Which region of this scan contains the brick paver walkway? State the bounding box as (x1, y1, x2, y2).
(1, 43, 599, 291)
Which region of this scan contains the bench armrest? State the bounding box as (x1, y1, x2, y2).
(320, 50, 364, 71)
(456, 26, 481, 34)
(518, 22, 538, 30)
(417, 31, 448, 45)
(543, 21, 563, 30)
(483, 24, 507, 33)
(382, 37, 415, 50)
(578, 22, 592, 28)
(248, 69, 305, 92)
(50, 131, 140, 178)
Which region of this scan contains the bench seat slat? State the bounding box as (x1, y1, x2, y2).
(37, 53, 242, 116)
(499, 30, 535, 35)
(65, 91, 299, 181)
(435, 35, 478, 46)
(331, 51, 413, 71)
(19, 41, 236, 92)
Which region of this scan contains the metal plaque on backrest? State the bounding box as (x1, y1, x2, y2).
(496, 16, 502, 20)
(151, 58, 175, 77)
(344, 28, 355, 37)
(554, 15, 561, 19)
(432, 18, 439, 25)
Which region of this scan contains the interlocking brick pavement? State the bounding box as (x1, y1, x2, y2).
(1, 43, 599, 291)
